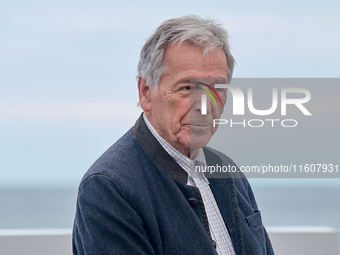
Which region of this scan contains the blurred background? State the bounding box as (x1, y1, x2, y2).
(0, 0, 339, 241)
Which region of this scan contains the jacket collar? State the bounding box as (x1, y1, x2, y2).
(133, 114, 225, 183)
(133, 114, 189, 184)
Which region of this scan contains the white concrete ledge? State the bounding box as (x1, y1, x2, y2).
(267, 226, 339, 255)
(0, 227, 338, 255)
(0, 229, 72, 255)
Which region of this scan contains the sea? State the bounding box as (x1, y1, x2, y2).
(1, 179, 339, 230)
(0, 179, 339, 251)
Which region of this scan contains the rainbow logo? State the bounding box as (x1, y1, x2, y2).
(196, 82, 223, 106)
(195, 82, 223, 115)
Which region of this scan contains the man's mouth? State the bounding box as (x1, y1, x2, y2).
(190, 123, 211, 126)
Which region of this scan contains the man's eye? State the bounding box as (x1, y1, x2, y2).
(215, 88, 226, 92)
(181, 86, 191, 91)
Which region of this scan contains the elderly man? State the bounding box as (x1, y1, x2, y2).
(73, 15, 274, 255)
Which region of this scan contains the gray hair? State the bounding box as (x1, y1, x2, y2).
(137, 15, 235, 90)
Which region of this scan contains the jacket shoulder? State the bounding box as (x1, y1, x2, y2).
(79, 128, 147, 186)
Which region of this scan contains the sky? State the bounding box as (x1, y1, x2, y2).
(0, 0, 339, 188)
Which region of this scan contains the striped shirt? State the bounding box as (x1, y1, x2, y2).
(143, 114, 236, 255)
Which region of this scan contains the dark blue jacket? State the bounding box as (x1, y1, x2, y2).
(73, 115, 275, 254)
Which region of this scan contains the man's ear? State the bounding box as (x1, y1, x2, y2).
(138, 77, 152, 112)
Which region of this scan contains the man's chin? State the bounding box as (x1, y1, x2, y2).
(189, 134, 212, 150)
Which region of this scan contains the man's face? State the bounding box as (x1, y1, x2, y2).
(140, 42, 228, 157)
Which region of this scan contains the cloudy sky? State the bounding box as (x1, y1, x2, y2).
(1, 0, 339, 188)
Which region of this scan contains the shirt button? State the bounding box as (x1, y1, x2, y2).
(187, 198, 197, 207)
(212, 240, 217, 249)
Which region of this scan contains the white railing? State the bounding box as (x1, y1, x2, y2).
(0, 226, 338, 255)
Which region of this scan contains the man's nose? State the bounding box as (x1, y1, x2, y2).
(191, 90, 213, 115)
